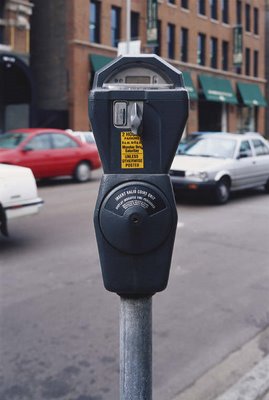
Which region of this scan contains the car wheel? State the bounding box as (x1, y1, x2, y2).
(264, 178, 269, 193)
(74, 162, 92, 182)
(214, 178, 230, 205)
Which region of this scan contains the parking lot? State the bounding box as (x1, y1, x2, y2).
(1, 171, 269, 400)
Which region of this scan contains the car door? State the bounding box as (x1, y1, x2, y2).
(233, 139, 257, 189)
(18, 133, 53, 178)
(250, 138, 269, 185)
(50, 133, 81, 176)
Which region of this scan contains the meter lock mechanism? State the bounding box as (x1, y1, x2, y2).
(113, 101, 143, 135)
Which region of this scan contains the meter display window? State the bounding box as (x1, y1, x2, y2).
(125, 76, 151, 84)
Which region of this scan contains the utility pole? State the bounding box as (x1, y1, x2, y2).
(126, 0, 131, 54)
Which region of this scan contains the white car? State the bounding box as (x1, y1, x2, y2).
(0, 163, 43, 236)
(65, 130, 95, 144)
(170, 133, 269, 204)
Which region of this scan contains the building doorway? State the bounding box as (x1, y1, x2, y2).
(198, 100, 222, 131)
(0, 54, 34, 133)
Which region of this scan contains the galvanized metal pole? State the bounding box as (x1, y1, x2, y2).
(120, 296, 152, 400)
(126, 0, 131, 54)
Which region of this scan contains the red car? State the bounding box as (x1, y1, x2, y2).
(0, 128, 101, 182)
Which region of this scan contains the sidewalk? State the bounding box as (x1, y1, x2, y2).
(214, 354, 269, 400)
(172, 326, 269, 400)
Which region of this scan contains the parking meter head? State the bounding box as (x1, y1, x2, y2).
(89, 54, 189, 174)
(89, 55, 189, 295)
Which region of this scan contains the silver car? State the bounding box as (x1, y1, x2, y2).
(170, 133, 269, 204)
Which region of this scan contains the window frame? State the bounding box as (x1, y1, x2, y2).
(89, 0, 101, 43)
(222, 0, 229, 24)
(167, 23, 175, 59)
(197, 33, 206, 65)
(181, 0, 189, 9)
(198, 0, 206, 16)
(210, 37, 218, 69)
(180, 27, 188, 62)
(253, 7, 259, 35)
(111, 6, 121, 47)
(245, 3, 251, 32)
(210, 0, 218, 20)
(245, 47, 251, 76)
(131, 11, 139, 40)
(222, 40, 228, 71)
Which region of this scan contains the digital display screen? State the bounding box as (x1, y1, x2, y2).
(125, 76, 151, 84)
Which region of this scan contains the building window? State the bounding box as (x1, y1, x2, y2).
(180, 27, 188, 62)
(254, 8, 259, 35)
(210, 37, 218, 68)
(111, 6, 121, 47)
(0, 1, 5, 44)
(168, 0, 176, 4)
(245, 4, 251, 32)
(131, 12, 139, 40)
(245, 47, 250, 75)
(210, 0, 218, 20)
(222, 0, 228, 23)
(167, 23, 175, 59)
(198, 0, 206, 15)
(181, 0, 189, 9)
(236, 0, 242, 24)
(89, 1, 101, 43)
(197, 33, 206, 65)
(222, 40, 228, 70)
(155, 20, 161, 56)
(253, 50, 258, 77)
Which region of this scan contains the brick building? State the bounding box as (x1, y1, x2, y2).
(3, 0, 268, 135)
(0, 0, 34, 132)
(266, 0, 269, 135)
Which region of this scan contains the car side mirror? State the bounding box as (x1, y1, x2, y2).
(22, 145, 34, 152)
(237, 152, 248, 159)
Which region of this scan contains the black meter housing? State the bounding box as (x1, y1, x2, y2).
(89, 55, 188, 296)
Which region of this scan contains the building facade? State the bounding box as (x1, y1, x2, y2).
(266, 0, 269, 136)
(0, 0, 34, 132)
(3, 0, 268, 135)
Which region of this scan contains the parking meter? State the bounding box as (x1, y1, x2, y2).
(89, 55, 188, 295)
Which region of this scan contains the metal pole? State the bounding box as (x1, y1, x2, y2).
(126, 0, 131, 54)
(120, 296, 152, 400)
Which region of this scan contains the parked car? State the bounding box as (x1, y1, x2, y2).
(0, 128, 101, 182)
(0, 163, 43, 236)
(170, 133, 269, 204)
(178, 131, 224, 153)
(66, 130, 96, 144)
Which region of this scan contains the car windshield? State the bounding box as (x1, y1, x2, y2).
(0, 132, 28, 148)
(182, 137, 237, 159)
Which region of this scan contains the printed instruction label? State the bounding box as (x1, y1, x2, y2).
(104, 184, 165, 216)
(121, 131, 144, 169)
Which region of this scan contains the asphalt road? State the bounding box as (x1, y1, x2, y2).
(1, 170, 269, 400)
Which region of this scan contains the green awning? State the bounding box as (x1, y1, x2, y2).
(237, 82, 267, 107)
(182, 71, 198, 100)
(199, 75, 238, 104)
(90, 54, 114, 72)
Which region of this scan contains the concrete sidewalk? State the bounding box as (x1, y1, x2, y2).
(214, 354, 269, 400)
(172, 326, 269, 400)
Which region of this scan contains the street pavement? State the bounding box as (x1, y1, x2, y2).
(0, 170, 269, 400)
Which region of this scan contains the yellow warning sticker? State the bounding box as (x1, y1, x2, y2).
(121, 131, 144, 169)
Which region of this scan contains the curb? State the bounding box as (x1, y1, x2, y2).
(214, 355, 269, 400)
